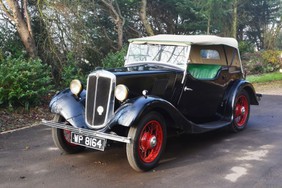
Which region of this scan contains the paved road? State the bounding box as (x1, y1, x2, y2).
(1, 94, 282, 188)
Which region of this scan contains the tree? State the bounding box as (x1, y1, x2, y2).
(100, 0, 125, 50)
(243, 0, 282, 49)
(140, 0, 154, 36)
(231, 0, 238, 38)
(0, 0, 37, 58)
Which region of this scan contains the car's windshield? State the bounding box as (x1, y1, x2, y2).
(125, 43, 189, 70)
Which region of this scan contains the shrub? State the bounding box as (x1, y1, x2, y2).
(239, 41, 255, 55)
(60, 52, 87, 87)
(0, 56, 52, 109)
(101, 46, 128, 68)
(261, 50, 282, 67)
(243, 51, 282, 75)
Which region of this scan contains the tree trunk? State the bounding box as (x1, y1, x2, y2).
(207, 16, 211, 35)
(4, 0, 37, 58)
(140, 0, 154, 36)
(100, 0, 124, 50)
(231, 0, 238, 39)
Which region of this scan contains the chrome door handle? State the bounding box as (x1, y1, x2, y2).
(184, 87, 193, 91)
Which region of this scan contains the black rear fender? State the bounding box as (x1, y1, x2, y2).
(223, 80, 259, 121)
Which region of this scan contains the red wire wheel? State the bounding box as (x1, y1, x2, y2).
(234, 95, 249, 127)
(230, 90, 250, 132)
(126, 112, 167, 172)
(52, 115, 85, 154)
(138, 120, 164, 163)
(63, 130, 78, 147)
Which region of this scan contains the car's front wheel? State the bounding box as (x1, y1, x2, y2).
(229, 90, 250, 132)
(52, 114, 85, 154)
(126, 112, 167, 172)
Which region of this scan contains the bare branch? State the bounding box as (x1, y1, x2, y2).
(100, 0, 124, 50)
(0, 0, 14, 21)
(23, 0, 33, 37)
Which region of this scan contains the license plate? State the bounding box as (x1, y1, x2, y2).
(71, 132, 107, 151)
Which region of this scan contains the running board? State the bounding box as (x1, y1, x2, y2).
(192, 120, 231, 133)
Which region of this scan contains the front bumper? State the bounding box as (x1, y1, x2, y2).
(42, 120, 131, 144)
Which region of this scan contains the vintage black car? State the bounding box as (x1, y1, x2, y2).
(43, 35, 260, 172)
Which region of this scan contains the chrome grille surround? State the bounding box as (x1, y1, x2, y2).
(85, 70, 116, 129)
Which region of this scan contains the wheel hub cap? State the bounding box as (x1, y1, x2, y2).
(150, 136, 157, 148)
(141, 134, 157, 150)
(241, 106, 246, 115)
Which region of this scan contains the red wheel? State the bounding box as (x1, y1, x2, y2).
(52, 115, 85, 154)
(230, 90, 250, 132)
(138, 120, 164, 163)
(62, 129, 77, 147)
(126, 112, 167, 171)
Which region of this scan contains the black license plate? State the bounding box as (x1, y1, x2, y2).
(71, 132, 106, 151)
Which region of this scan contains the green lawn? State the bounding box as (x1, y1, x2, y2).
(247, 72, 282, 83)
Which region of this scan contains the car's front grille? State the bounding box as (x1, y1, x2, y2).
(85, 70, 116, 129)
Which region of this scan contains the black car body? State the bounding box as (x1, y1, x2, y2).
(43, 35, 260, 171)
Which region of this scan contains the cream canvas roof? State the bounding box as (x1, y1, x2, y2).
(129, 34, 238, 49)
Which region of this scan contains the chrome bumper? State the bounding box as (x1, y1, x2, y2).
(41, 120, 131, 144)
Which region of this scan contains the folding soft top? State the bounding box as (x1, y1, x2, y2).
(129, 34, 238, 49)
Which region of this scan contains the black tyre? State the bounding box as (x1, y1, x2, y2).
(229, 89, 250, 132)
(52, 114, 85, 154)
(126, 112, 167, 172)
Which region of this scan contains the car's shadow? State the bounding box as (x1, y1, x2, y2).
(158, 128, 236, 170)
(77, 127, 239, 172)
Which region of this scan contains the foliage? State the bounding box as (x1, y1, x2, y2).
(0, 56, 52, 109)
(0, 27, 25, 59)
(243, 0, 282, 50)
(243, 51, 281, 75)
(60, 52, 87, 88)
(101, 46, 128, 68)
(239, 41, 255, 55)
(261, 50, 282, 65)
(0, 0, 282, 88)
(0, 49, 3, 62)
(247, 72, 282, 83)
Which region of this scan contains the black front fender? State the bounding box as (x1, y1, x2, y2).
(107, 96, 193, 132)
(49, 89, 87, 128)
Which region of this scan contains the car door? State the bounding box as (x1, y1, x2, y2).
(177, 68, 229, 122)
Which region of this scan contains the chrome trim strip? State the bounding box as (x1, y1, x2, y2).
(42, 120, 131, 144)
(86, 70, 116, 129)
(91, 73, 98, 125)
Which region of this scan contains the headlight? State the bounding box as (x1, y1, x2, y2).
(70, 79, 83, 96)
(115, 84, 129, 102)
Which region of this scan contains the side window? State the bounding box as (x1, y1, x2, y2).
(200, 49, 220, 60)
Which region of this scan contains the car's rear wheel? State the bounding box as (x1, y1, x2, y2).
(229, 90, 250, 132)
(126, 112, 167, 172)
(52, 114, 85, 154)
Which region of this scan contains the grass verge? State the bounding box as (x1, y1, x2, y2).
(247, 72, 282, 83)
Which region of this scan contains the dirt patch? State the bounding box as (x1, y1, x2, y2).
(0, 104, 53, 133)
(252, 80, 282, 95)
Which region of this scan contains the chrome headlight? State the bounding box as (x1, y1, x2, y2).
(115, 84, 129, 102)
(70, 79, 83, 96)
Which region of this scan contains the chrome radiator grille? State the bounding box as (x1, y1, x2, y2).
(85, 70, 116, 129)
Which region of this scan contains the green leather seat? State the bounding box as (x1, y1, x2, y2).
(188, 64, 221, 80)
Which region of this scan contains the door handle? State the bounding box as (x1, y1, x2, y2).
(184, 87, 193, 92)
